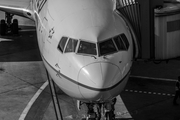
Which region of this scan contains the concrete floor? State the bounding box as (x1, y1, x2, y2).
(0, 61, 46, 120)
(0, 22, 47, 120)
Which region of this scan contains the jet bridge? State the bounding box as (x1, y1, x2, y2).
(117, 0, 180, 60)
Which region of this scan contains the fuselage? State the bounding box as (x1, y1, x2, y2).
(33, 0, 133, 102)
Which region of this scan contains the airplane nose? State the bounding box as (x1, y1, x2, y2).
(78, 62, 121, 89)
(78, 62, 121, 100)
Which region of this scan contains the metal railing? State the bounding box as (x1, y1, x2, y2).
(116, 0, 141, 46)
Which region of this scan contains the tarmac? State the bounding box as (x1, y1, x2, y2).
(0, 27, 47, 120)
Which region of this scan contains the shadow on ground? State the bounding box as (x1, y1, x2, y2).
(121, 78, 180, 120)
(0, 27, 42, 62)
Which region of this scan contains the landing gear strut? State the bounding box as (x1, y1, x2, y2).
(0, 12, 19, 36)
(86, 103, 99, 120)
(104, 98, 117, 120)
(79, 98, 117, 120)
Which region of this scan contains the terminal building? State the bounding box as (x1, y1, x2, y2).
(117, 0, 180, 60)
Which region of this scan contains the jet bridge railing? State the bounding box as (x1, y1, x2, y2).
(116, 0, 163, 60)
(116, 0, 141, 59)
(116, 0, 141, 46)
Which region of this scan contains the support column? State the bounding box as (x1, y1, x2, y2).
(136, 0, 163, 59)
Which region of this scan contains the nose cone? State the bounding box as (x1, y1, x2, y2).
(78, 62, 121, 100)
(78, 62, 121, 89)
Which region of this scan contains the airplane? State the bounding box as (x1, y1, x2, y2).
(0, 0, 139, 119)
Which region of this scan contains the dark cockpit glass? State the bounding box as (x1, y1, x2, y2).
(120, 33, 129, 49)
(77, 41, 97, 55)
(99, 39, 117, 56)
(99, 34, 130, 56)
(65, 38, 78, 53)
(58, 34, 129, 56)
(58, 37, 68, 52)
(113, 35, 127, 51)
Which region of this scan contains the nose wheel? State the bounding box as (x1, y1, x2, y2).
(80, 98, 117, 120)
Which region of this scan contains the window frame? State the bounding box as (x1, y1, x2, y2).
(113, 34, 127, 51)
(57, 36, 79, 54)
(98, 33, 130, 56)
(77, 40, 98, 56)
(64, 38, 78, 53)
(120, 33, 130, 50)
(98, 38, 118, 56)
(57, 33, 129, 56)
(57, 36, 69, 53)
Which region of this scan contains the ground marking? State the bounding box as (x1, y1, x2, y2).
(130, 75, 177, 82)
(125, 89, 175, 97)
(19, 81, 48, 120)
(128, 76, 176, 96)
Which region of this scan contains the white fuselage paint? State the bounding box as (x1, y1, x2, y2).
(32, 0, 133, 102)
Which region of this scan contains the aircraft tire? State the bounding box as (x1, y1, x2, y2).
(0, 19, 7, 36)
(12, 19, 19, 35)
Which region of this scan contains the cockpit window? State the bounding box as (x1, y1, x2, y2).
(120, 33, 129, 49)
(113, 35, 127, 51)
(58, 37, 68, 52)
(77, 41, 97, 55)
(58, 34, 129, 56)
(99, 39, 117, 56)
(65, 38, 78, 53)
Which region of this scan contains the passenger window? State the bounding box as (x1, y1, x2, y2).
(114, 35, 127, 51)
(65, 38, 78, 53)
(120, 34, 129, 49)
(77, 41, 97, 55)
(58, 37, 68, 52)
(99, 39, 117, 56)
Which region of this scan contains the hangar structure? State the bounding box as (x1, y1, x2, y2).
(117, 0, 180, 60)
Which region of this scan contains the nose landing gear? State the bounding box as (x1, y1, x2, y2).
(86, 103, 100, 120)
(103, 98, 116, 120)
(80, 98, 117, 120)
